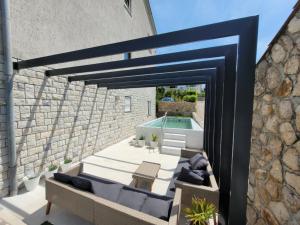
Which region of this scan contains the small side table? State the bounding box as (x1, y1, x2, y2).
(132, 161, 161, 191)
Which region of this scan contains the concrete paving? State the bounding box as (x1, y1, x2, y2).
(0, 136, 185, 225)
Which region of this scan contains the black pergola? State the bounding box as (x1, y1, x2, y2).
(14, 16, 258, 225)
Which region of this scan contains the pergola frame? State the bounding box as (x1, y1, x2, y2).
(13, 16, 258, 225)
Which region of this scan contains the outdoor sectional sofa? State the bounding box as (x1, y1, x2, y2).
(168, 149, 219, 209)
(45, 163, 182, 225)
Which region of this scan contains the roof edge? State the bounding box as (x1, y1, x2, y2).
(144, 0, 157, 35)
(257, 1, 300, 64)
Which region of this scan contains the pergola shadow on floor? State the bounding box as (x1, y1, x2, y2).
(13, 16, 258, 225)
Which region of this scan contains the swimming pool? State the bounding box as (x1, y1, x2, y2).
(136, 116, 203, 150)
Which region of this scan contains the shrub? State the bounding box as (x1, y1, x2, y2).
(184, 197, 216, 225)
(151, 134, 158, 142)
(164, 90, 172, 97)
(186, 89, 197, 95)
(139, 135, 145, 140)
(199, 91, 205, 98)
(64, 158, 72, 164)
(48, 164, 58, 172)
(183, 95, 197, 102)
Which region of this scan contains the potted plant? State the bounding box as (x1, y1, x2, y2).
(60, 158, 72, 172)
(45, 164, 58, 179)
(150, 134, 158, 148)
(184, 197, 217, 225)
(23, 173, 41, 192)
(138, 135, 145, 147)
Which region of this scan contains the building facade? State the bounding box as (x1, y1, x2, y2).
(0, 0, 156, 197)
(248, 3, 300, 225)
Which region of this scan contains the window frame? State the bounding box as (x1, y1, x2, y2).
(147, 100, 151, 116)
(124, 52, 132, 60)
(124, 96, 132, 112)
(124, 0, 132, 16)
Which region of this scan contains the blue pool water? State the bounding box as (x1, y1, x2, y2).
(146, 117, 192, 129)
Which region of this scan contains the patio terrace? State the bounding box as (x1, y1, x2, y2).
(0, 137, 186, 225)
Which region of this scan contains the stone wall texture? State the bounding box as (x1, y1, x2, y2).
(247, 8, 300, 225)
(0, 1, 156, 197)
(158, 101, 196, 117)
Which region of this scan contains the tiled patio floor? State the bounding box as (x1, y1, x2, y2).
(0, 136, 188, 225)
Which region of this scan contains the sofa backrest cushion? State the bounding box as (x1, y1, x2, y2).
(141, 197, 173, 221)
(177, 167, 205, 185)
(189, 153, 203, 165)
(71, 176, 93, 192)
(190, 156, 208, 170)
(122, 186, 173, 201)
(117, 189, 147, 211)
(54, 173, 73, 185)
(92, 182, 123, 202)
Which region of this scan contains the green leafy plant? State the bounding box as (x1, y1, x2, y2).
(48, 164, 58, 172)
(183, 95, 197, 102)
(184, 197, 216, 225)
(151, 134, 158, 142)
(64, 158, 72, 164)
(139, 135, 145, 140)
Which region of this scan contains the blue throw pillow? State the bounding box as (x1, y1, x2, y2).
(117, 188, 147, 211)
(177, 167, 205, 185)
(71, 176, 92, 192)
(54, 173, 73, 185)
(189, 153, 203, 165)
(141, 197, 173, 221)
(191, 156, 208, 170)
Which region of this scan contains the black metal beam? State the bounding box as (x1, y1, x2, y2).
(106, 79, 202, 89)
(68, 59, 223, 82)
(228, 16, 258, 225)
(85, 69, 216, 85)
(99, 76, 210, 88)
(46, 45, 233, 76)
(14, 16, 257, 70)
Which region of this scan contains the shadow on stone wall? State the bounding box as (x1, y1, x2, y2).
(38, 83, 70, 174)
(64, 85, 86, 160)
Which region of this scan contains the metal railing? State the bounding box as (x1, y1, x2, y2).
(159, 112, 168, 151)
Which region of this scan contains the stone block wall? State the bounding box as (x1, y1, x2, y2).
(158, 101, 196, 117)
(247, 8, 300, 225)
(0, 0, 156, 197)
(11, 68, 155, 190)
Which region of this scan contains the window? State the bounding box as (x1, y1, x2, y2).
(124, 52, 131, 60)
(124, 0, 132, 15)
(147, 101, 151, 116)
(124, 96, 131, 112)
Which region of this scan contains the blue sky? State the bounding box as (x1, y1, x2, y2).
(149, 0, 298, 61)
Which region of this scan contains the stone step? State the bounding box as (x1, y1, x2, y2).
(162, 139, 186, 148)
(161, 146, 181, 156)
(164, 133, 186, 141)
(163, 128, 187, 134)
